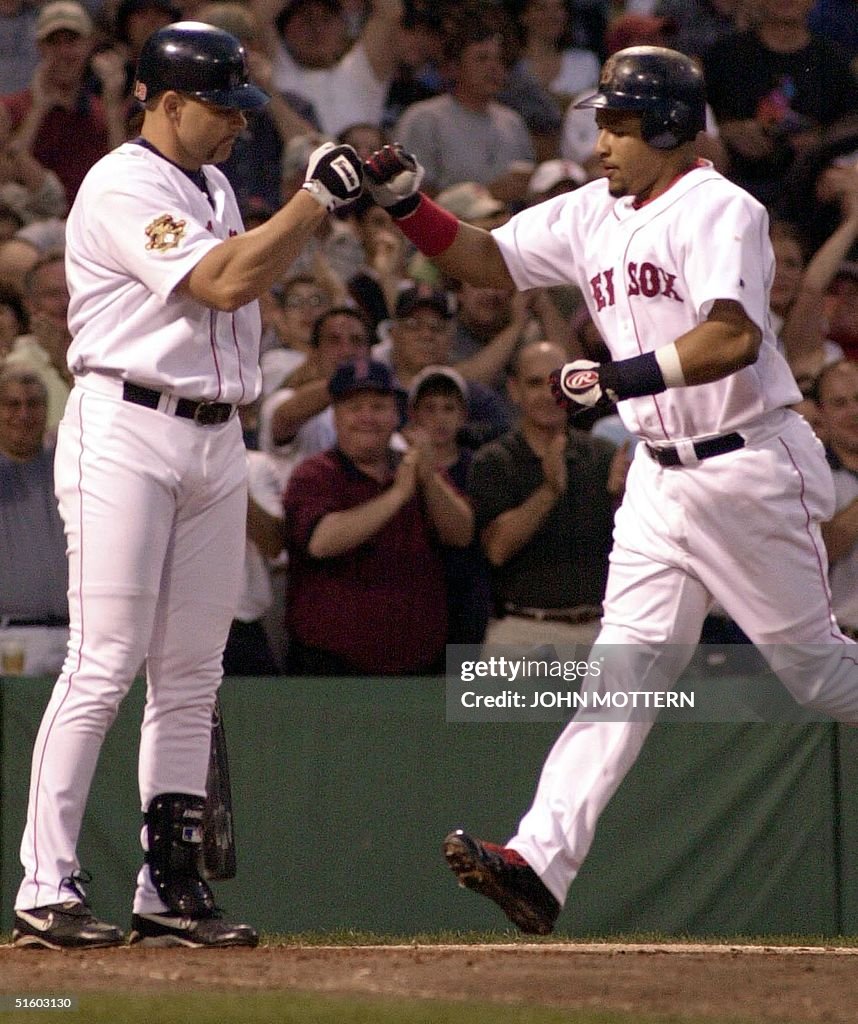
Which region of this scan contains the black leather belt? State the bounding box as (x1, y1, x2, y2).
(504, 603, 602, 624)
(1, 616, 69, 627)
(122, 382, 234, 426)
(646, 432, 744, 467)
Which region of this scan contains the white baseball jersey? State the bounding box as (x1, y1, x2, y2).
(493, 162, 802, 442)
(488, 161, 858, 911)
(16, 140, 256, 915)
(65, 142, 262, 404)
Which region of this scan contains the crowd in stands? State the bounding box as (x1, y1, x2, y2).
(3, 0, 858, 676)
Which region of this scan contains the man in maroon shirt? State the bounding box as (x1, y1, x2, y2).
(283, 357, 473, 675)
(2, 1, 127, 205)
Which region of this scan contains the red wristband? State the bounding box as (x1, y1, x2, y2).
(394, 195, 460, 257)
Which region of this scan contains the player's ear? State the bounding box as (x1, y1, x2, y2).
(162, 91, 184, 121)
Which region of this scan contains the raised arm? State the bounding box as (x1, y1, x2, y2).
(363, 144, 515, 289)
(782, 169, 858, 378)
(179, 143, 361, 311)
(358, 0, 404, 83)
(671, 299, 762, 384)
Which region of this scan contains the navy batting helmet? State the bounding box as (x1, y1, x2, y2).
(133, 21, 269, 109)
(575, 46, 705, 149)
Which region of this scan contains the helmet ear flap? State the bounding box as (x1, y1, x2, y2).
(641, 100, 695, 149)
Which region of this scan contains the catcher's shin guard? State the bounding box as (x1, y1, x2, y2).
(144, 793, 217, 916)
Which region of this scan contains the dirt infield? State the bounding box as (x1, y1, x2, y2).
(3, 942, 858, 1022)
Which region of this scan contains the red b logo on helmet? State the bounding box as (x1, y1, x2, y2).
(563, 368, 599, 394)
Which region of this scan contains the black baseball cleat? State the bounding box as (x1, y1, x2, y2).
(128, 911, 259, 948)
(12, 901, 125, 950)
(442, 829, 560, 935)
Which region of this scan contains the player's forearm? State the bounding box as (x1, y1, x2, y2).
(430, 221, 515, 289)
(390, 198, 514, 289)
(307, 487, 408, 558)
(420, 472, 474, 548)
(270, 379, 330, 444)
(673, 301, 761, 385)
(185, 191, 326, 311)
(481, 484, 558, 567)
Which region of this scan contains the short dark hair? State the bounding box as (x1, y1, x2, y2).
(442, 10, 508, 64)
(310, 306, 372, 348)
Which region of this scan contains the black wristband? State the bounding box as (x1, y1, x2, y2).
(599, 352, 667, 401)
(387, 192, 421, 219)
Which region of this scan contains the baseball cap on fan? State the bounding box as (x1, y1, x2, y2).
(408, 364, 468, 408)
(36, 0, 93, 39)
(435, 182, 506, 224)
(329, 358, 395, 401)
(528, 159, 587, 199)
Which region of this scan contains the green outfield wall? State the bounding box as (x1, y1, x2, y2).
(1, 675, 856, 937)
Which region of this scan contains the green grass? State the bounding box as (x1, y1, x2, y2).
(254, 929, 858, 946)
(0, 991, 766, 1024)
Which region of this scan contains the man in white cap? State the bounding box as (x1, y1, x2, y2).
(1, 0, 127, 204)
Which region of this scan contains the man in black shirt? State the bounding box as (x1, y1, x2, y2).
(703, 0, 858, 204)
(469, 340, 629, 648)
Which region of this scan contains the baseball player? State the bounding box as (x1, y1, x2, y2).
(365, 46, 858, 935)
(12, 21, 364, 949)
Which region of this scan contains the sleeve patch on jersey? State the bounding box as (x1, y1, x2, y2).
(145, 214, 187, 252)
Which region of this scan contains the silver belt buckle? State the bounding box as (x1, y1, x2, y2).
(193, 401, 216, 425)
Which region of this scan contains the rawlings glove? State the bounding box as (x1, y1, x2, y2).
(302, 142, 364, 211)
(363, 144, 425, 217)
(549, 359, 614, 410)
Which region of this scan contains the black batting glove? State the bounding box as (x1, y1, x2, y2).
(302, 142, 364, 212)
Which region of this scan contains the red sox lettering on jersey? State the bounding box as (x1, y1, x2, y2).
(589, 262, 683, 312)
(491, 161, 799, 442)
